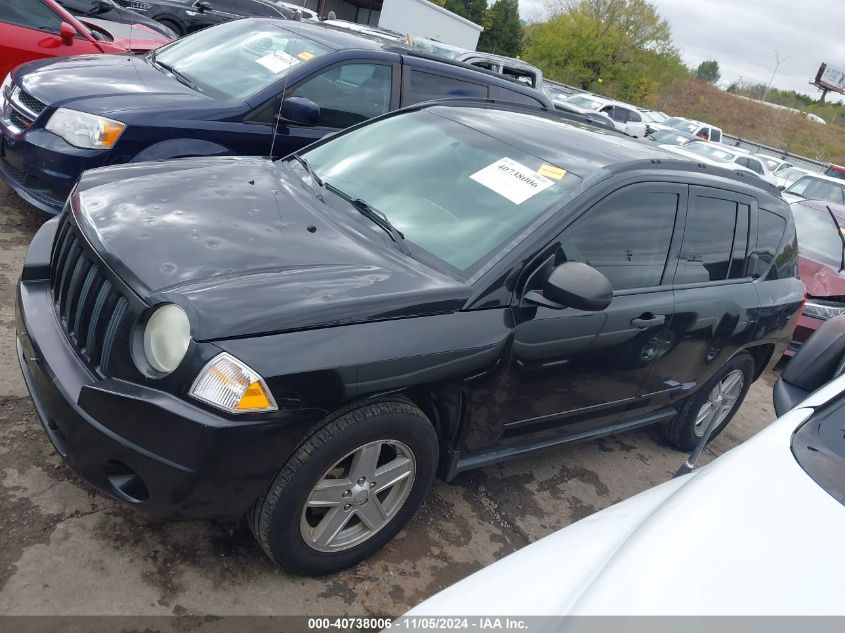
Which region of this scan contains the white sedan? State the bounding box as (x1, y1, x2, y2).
(660, 141, 778, 185)
(405, 319, 845, 616)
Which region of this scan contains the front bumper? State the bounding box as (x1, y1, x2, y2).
(0, 121, 108, 214)
(16, 223, 319, 521)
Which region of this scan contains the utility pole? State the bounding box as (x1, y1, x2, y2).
(761, 49, 791, 103)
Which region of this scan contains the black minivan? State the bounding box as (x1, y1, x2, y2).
(0, 18, 552, 213)
(16, 101, 804, 575)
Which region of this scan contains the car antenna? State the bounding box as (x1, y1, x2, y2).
(269, 27, 299, 159)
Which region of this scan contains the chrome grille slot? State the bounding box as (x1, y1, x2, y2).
(49, 215, 129, 376)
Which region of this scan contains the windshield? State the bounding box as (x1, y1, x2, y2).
(153, 20, 331, 99)
(760, 156, 783, 172)
(792, 203, 844, 268)
(300, 110, 581, 273)
(785, 177, 845, 205)
(565, 95, 603, 111)
(649, 129, 691, 145)
(663, 117, 699, 134)
(683, 142, 737, 162)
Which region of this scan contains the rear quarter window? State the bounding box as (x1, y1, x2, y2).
(756, 208, 796, 280)
(406, 70, 487, 105)
(489, 85, 545, 108)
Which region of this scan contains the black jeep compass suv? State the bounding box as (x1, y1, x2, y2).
(17, 101, 804, 575)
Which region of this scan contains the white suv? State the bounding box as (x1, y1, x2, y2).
(559, 94, 647, 137)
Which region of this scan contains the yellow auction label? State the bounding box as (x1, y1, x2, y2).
(538, 164, 566, 180)
(298, 51, 315, 61)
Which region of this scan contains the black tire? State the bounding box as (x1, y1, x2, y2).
(154, 16, 184, 37)
(249, 397, 438, 576)
(662, 352, 755, 451)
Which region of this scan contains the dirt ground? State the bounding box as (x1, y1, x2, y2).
(0, 180, 780, 616)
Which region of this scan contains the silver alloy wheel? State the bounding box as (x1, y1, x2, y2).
(694, 369, 745, 437)
(300, 439, 416, 553)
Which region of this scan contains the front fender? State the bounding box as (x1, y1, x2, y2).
(131, 139, 232, 162)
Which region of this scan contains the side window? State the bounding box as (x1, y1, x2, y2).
(711, 129, 722, 143)
(747, 159, 765, 175)
(756, 209, 788, 280)
(406, 70, 487, 104)
(628, 110, 642, 123)
(604, 106, 627, 123)
(675, 196, 750, 284)
(290, 63, 391, 129)
(0, 0, 62, 32)
(559, 190, 679, 291)
(735, 157, 748, 168)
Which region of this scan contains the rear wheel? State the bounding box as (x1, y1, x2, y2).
(249, 398, 438, 575)
(663, 353, 754, 451)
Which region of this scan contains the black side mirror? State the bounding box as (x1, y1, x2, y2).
(196, 0, 212, 12)
(279, 96, 320, 127)
(524, 261, 613, 311)
(778, 184, 785, 191)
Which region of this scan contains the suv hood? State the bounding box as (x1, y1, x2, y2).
(800, 255, 845, 297)
(19, 55, 212, 115)
(72, 157, 469, 341)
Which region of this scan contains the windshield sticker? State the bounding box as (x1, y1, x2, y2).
(470, 158, 555, 204)
(538, 164, 566, 181)
(256, 50, 301, 73)
(297, 51, 315, 61)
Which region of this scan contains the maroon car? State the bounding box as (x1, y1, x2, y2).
(790, 200, 845, 354)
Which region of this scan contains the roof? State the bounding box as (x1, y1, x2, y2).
(272, 20, 386, 50)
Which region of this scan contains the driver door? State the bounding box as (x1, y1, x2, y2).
(463, 184, 686, 452)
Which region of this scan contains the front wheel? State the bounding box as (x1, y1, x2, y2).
(662, 353, 754, 451)
(249, 398, 438, 575)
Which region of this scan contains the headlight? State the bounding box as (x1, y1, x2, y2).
(190, 353, 277, 414)
(45, 108, 125, 149)
(803, 300, 845, 321)
(143, 304, 191, 374)
(0, 73, 11, 110)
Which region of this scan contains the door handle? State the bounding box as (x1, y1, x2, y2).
(631, 314, 666, 328)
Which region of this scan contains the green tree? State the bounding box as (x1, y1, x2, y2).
(443, 0, 488, 24)
(695, 60, 720, 84)
(522, 0, 686, 102)
(477, 0, 523, 56)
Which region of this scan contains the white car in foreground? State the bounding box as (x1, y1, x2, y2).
(405, 318, 845, 616)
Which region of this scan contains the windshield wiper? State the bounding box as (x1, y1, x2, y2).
(152, 57, 200, 92)
(291, 153, 323, 189)
(826, 205, 845, 272)
(323, 182, 408, 254)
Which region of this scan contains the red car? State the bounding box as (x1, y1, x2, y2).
(790, 200, 845, 354)
(0, 0, 171, 79)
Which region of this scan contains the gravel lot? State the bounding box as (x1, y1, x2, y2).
(0, 179, 780, 616)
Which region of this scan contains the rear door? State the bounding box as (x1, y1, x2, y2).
(644, 186, 759, 412)
(0, 0, 101, 77)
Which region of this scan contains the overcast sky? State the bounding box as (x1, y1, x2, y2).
(518, 0, 845, 102)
